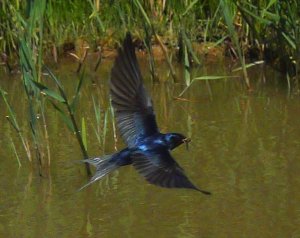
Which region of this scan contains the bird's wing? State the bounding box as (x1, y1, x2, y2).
(132, 149, 211, 194)
(110, 33, 159, 148)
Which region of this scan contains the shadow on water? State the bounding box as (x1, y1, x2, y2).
(0, 57, 300, 238)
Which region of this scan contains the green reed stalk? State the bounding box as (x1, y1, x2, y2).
(94, 47, 102, 72)
(10, 138, 21, 167)
(39, 98, 51, 166)
(0, 87, 32, 162)
(220, 0, 250, 89)
(1, 0, 299, 91)
(103, 108, 109, 152)
(92, 95, 102, 146)
(44, 66, 91, 175)
(110, 101, 118, 151)
(82, 117, 87, 151)
(92, 94, 111, 152)
(144, 25, 158, 82)
(183, 40, 191, 88)
(181, 29, 201, 66)
(133, 0, 178, 82)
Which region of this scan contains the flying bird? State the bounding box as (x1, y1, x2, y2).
(81, 33, 210, 195)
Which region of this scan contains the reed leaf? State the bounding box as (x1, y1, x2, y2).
(88, 0, 105, 32)
(281, 32, 296, 50)
(10, 138, 21, 168)
(133, 0, 151, 27)
(182, 30, 201, 65)
(193, 76, 234, 81)
(221, 0, 250, 88)
(183, 44, 191, 87)
(82, 117, 87, 151)
(92, 95, 101, 129)
(50, 101, 75, 132)
(182, 0, 199, 17)
(71, 70, 85, 113)
(31, 81, 65, 103)
(179, 75, 235, 97)
(0, 88, 20, 131)
(232, 60, 265, 72)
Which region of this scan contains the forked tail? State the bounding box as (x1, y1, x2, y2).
(78, 155, 119, 191)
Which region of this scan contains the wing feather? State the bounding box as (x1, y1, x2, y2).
(132, 150, 211, 194)
(110, 32, 159, 147)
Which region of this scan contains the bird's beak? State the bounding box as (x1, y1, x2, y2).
(182, 137, 191, 150)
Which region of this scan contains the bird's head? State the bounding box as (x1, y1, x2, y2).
(165, 133, 191, 150)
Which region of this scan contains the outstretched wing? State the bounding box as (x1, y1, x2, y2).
(132, 149, 211, 195)
(110, 33, 159, 148)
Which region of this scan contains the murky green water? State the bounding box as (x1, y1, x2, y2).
(0, 57, 300, 238)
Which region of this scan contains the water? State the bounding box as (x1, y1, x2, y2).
(0, 57, 300, 238)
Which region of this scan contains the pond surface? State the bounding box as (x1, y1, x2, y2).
(0, 56, 300, 238)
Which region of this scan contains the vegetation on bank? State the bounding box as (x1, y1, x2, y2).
(0, 0, 299, 170)
(1, 1, 299, 80)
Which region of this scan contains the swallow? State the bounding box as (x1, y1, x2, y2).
(80, 33, 210, 195)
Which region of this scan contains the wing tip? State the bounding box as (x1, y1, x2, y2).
(184, 182, 211, 195)
(123, 31, 135, 55)
(196, 188, 212, 195)
(189, 182, 211, 195)
(125, 31, 132, 43)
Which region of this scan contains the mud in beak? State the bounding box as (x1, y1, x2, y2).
(182, 137, 191, 150)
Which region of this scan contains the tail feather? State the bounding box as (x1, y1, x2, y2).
(81, 155, 111, 167)
(78, 155, 119, 191)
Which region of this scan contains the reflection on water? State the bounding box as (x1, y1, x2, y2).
(0, 57, 300, 238)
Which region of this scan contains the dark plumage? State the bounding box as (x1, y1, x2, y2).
(80, 33, 210, 195)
